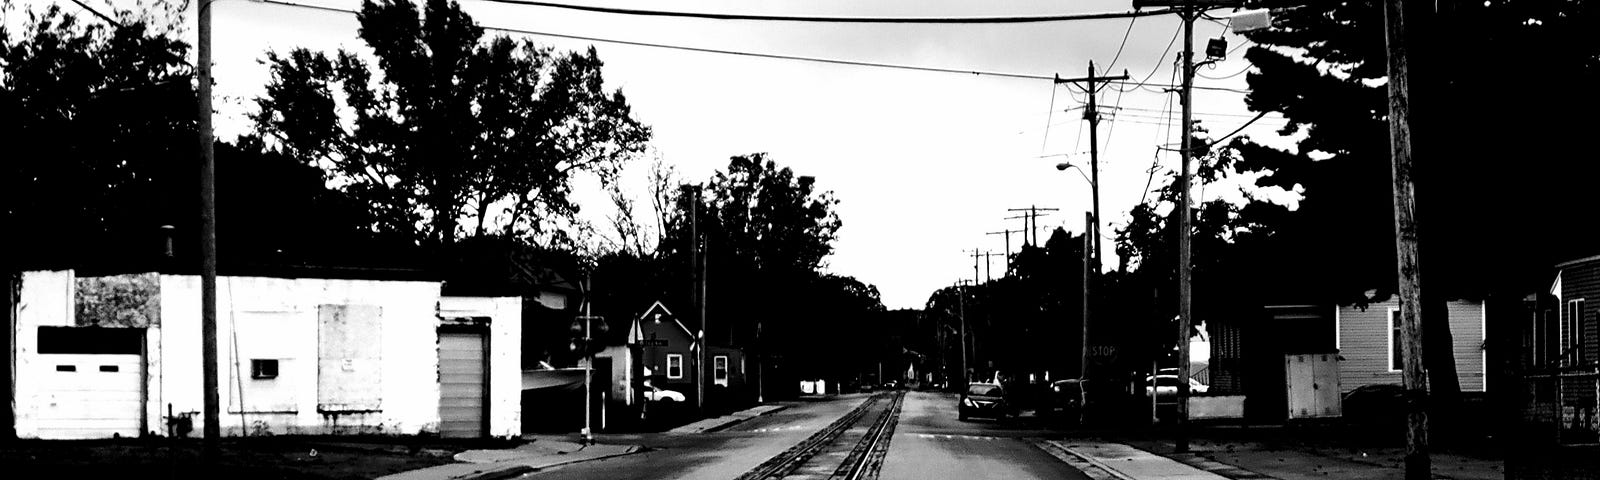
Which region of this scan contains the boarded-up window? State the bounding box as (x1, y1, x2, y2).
(318, 304, 382, 412)
(75, 274, 160, 327)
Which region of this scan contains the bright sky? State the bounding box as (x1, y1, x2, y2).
(23, 0, 1303, 310)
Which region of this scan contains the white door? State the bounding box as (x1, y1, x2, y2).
(36, 354, 143, 439)
(439, 332, 487, 438)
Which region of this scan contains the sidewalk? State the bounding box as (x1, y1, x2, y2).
(1041, 429, 1506, 480)
(379, 403, 790, 480)
(374, 435, 639, 480)
(1042, 440, 1232, 480)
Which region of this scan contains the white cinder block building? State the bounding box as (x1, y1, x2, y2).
(9, 269, 521, 439)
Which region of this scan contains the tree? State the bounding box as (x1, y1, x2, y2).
(2, 3, 195, 272)
(649, 154, 876, 395)
(252, 0, 650, 247)
(1220, 0, 1598, 434)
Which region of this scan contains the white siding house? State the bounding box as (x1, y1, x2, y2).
(1335, 298, 1487, 394)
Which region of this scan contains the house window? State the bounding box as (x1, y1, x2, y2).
(714, 355, 729, 386)
(251, 359, 279, 379)
(1567, 299, 1586, 365)
(667, 354, 683, 379)
(1389, 308, 1403, 372)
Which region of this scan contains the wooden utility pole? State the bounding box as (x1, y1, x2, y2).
(197, 0, 221, 461)
(1133, 0, 1241, 454)
(1081, 212, 1093, 380)
(1055, 62, 1128, 272)
(986, 229, 1023, 275)
(968, 250, 986, 286)
(1175, 2, 1195, 454)
(683, 185, 705, 414)
(1383, 0, 1431, 477)
(956, 282, 969, 387)
(1008, 206, 1059, 245)
(981, 252, 1001, 282)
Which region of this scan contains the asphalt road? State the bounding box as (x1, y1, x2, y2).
(878, 390, 1089, 480)
(522, 394, 873, 480)
(524, 391, 1087, 480)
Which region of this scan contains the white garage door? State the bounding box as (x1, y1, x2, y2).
(439, 332, 487, 438)
(37, 354, 143, 439)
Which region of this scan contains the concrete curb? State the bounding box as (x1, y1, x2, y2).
(1036, 440, 1136, 480)
(669, 404, 791, 434)
(454, 446, 643, 480)
(383, 443, 643, 480)
(461, 464, 536, 480)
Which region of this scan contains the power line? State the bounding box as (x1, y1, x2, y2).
(1114, 24, 1181, 93)
(477, 0, 1179, 24)
(1197, 61, 1253, 80)
(1104, 16, 1139, 73)
(257, 0, 1258, 94)
(67, 0, 122, 27)
(258, 0, 1047, 81)
(1041, 85, 1059, 154)
(1114, 106, 1264, 118)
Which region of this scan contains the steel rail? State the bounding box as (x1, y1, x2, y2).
(842, 391, 905, 480)
(735, 393, 886, 480)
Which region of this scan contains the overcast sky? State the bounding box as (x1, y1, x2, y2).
(26, 0, 1303, 310)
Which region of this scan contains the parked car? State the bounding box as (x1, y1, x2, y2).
(1048, 378, 1088, 419)
(645, 387, 685, 402)
(1146, 374, 1208, 403)
(959, 382, 1016, 421)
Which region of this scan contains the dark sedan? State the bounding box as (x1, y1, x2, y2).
(958, 382, 1015, 421)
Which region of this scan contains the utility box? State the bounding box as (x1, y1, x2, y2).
(1285, 353, 1342, 419)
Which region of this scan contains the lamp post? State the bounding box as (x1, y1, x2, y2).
(1058, 162, 1098, 383)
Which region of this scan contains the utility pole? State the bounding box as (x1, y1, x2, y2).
(1004, 215, 1031, 246)
(1008, 206, 1059, 245)
(1132, 0, 1240, 454)
(683, 184, 705, 414)
(956, 281, 969, 387)
(580, 277, 595, 445)
(986, 229, 1023, 275)
(196, 0, 221, 462)
(1055, 62, 1128, 273)
(968, 249, 985, 286)
(1383, 0, 1430, 477)
(1081, 212, 1093, 380)
(981, 252, 1001, 282)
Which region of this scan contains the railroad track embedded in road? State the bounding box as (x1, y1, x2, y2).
(734, 391, 906, 480)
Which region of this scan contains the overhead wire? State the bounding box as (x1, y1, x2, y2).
(67, 0, 123, 27)
(1103, 16, 1138, 73)
(1041, 84, 1058, 154)
(1138, 56, 1181, 208)
(257, 0, 1159, 84)
(256, 0, 1255, 95)
(1114, 24, 1181, 93)
(476, 0, 1178, 23)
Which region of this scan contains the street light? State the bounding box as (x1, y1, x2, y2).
(1056, 162, 1094, 187)
(1056, 162, 1097, 384)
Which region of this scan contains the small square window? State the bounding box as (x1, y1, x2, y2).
(251, 359, 279, 379)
